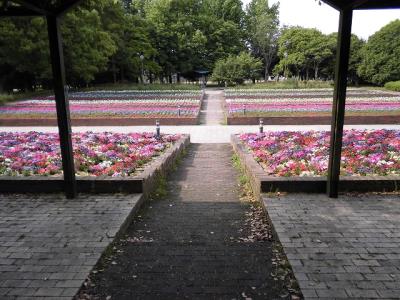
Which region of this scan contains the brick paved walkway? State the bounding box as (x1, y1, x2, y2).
(199, 89, 225, 125)
(82, 144, 291, 299)
(263, 193, 400, 299)
(0, 193, 142, 299)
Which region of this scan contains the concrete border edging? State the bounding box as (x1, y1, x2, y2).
(227, 115, 400, 125)
(231, 134, 399, 199)
(0, 91, 205, 127)
(0, 135, 190, 195)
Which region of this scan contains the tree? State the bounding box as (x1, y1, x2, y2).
(62, 7, 117, 86)
(0, 0, 118, 90)
(204, 0, 245, 26)
(358, 19, 400, 85)
(0, 17, 49, 92)
(273, 27, 333, 80)
(211, 52, 262, 85)
(246, 0, 279, 80)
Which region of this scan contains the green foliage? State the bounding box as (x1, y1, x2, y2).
(81, 83, 201, 91)
(62, 6, 117, 85)
(0, 0, 397, 91)
(212, 52, 262, 85)
(246, 0, 280, 79)
(384, 81, 400, 92)
(274, 27, 333, 80)
(358, 20, 400, 85)
(0, 94, 13, 105)
(234, 79, 333, 89)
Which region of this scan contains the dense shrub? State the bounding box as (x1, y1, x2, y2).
(384, 81, 400, 92)
(211, 52, 262, 86)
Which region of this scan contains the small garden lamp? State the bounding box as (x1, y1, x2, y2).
(178, 105, 181, 117)
(259, 118, 264, 134)
(243, 104, 246, 115)
(156, 119, 160, 139)
(139, 54, 145, 83)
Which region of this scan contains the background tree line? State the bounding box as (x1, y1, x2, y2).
(0, 0, 399, 92)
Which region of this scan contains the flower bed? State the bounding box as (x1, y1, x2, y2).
(0, 131, 181, 177)
(0, 90, 203, 125)
(238, 130, 400, 177)
(225, 89, 400, 124)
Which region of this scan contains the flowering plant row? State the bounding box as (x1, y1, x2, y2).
(239, 130, 400, 177)
(225, 89, 400, 116)
(225, 88, 398, 96)
(0, 90, 202, 119)
(0, 132, 181, 177)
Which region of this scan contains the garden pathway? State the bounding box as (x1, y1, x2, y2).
(0, 193, 143, 299)
(264, 193, 400, 299)
(78, 144, 294, 299)
(199, 89, 225, 125)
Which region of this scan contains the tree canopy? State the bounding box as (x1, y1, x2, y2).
(0, 0, 398, 91)
(357, 19, 400, 85)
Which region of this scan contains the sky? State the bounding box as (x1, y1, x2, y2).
(242, 0, 399, 40)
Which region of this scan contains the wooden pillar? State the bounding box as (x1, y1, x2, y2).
(327, 8, 353, 198)
(46, 15, 77, 199)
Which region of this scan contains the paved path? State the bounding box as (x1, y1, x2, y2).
(199, 89, 225, 125)
(81, 144, 291, 299)
(264, 193, 400, 299)
(0, 193, 142, 299)
(2, 89, 400, 143)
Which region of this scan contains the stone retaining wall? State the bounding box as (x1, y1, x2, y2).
(0, 117, 199, 126)
(231, 134, 399, 199)
(227, 115, 400, 125)
(0, 135, 190, 196)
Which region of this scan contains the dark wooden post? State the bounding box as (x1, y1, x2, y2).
(46, 15, 77, 199)
(327, 8, 353, 198)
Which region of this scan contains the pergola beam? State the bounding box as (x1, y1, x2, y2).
(322, 0, 400, 10)
(56, 0, 83, 16)
(327, 8, 353, 198)
(354, 1, 400, 9)
(0, 6, 41, 16)
(46, 15, 77, 199)
(11, 0, 53, 15)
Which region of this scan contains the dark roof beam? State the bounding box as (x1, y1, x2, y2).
(347, 0, 369, 10)
(0, 5, 42, 16)
(56, 0, 82, 16)
(12, 0, 53, 15)
(321, 0, 344, 10)
(355, 1, 400, 10)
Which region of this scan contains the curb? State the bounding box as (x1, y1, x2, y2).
(0, 135, 190, 196)
(231, 134, 399, 199)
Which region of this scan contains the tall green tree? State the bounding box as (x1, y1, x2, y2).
(62, 7, 117, 86)
(0, 0, 118, 90)
(205, 0, 245, 26)
(246, 0, 279, 80)
(274, 27, 333, 80)
(211, 52, 262, 85)
(358, 19, 400, 85)
(0, 17, 49, 91)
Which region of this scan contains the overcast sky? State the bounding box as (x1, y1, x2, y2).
(242, 0, 399, 40)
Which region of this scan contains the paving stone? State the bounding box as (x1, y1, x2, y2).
(0, 193, 142, 298)
(263, 193, 400, 300)
(79, 144, 296, 299)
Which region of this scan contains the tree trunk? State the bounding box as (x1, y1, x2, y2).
(120, 66, 125, 82)
(315, 65, 319, 80)
(111, 59, 117, 84)
(264, 55, 271, 81)
(168, 74, 172, 84)
(177, 73, 181, 83)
